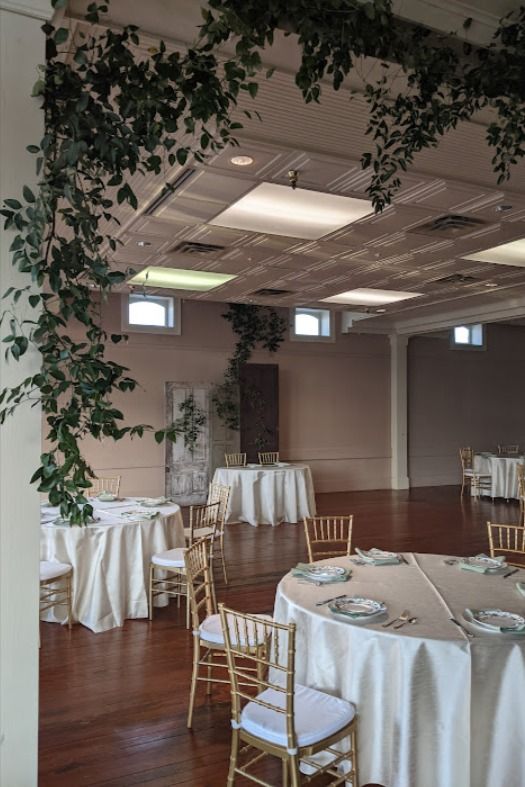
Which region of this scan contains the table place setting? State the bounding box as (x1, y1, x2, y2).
(354, 547, 406, 566)
(516, 581, 525, 597)
(292, 563, 351, 585)
(457, 554, 507, 574)
(328, 596, 388, 625)
(463, 608, 525, 635)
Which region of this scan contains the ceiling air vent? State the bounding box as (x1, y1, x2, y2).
(171, 240, 226, 255)
(143, 168, 196, 216)
(433, 273, 478, 285)
(252, 288, 293, 297)
(408, 214, 487, 239)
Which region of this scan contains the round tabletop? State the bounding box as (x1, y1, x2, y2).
(274, 553, 525, 787)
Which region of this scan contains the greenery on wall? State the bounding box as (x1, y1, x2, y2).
(1, 0, 525, 522)
(162, 393, 206, 456)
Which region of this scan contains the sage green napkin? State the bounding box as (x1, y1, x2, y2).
(355, 547, 400, 565)
(459, 554, 505, 574)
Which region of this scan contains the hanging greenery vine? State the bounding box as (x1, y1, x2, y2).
(212, 304, 287, 432)
(1, 0, 524, 522)
(166, 393, 206, 456)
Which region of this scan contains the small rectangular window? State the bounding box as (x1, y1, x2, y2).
(450, 323, 484, 350)
(122, 294, 181, 334)
(291, 307, 334, 342)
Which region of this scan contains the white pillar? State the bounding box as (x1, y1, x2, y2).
(0, 2, 51, 784)
(390, 334, 409, 489)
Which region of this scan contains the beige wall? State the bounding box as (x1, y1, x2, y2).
(56, 295, 391, 495)
(408, 324, 525, 486)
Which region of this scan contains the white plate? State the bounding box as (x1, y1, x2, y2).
(141, 497, 168, 507)
(246, 464, 259, 469)
(302, 565, 348, 580)
(355, 547, 399, 564)
(329, 596, 387, 618)
(464, 608, 525, 633)
(516, 581, 525, 598)
(277, 462, 290, 467)
(460, 555, 507, 571)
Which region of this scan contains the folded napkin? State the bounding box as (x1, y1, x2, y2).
(291, 563, 351, 584)
(120, 509, 159, 521)
(355, 547, 400, 566)
(516, 582, 525, 598)
(459, 554, 506, 574)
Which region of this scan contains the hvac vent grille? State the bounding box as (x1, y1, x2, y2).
(252, 288, 293, 297)
(408, 213, 487, 238)
(171, 240, 226, 255)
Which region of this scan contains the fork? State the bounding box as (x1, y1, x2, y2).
(382, 609, 409, 628)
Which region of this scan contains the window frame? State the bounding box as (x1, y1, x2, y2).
(121, 293, 181, 335)
(449, 323, 485, 351)
(290, 306, 335, 343)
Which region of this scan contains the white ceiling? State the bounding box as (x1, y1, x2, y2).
(67, 2, 525, 332)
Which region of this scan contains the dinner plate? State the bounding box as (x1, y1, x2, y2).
(140, 497, 168, 507)
(277, 462, 290, 467)
(329, 596, 387, 619)
(246, 464, 259, 468)
(355, 547, 400, 564)
(464, 608, 525, 633)
(516, 581, 525, 598)
(460, 555, 507, 572)
(301, 565, 348, 580)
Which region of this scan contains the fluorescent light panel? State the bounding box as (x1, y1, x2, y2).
(322, 288, 423, 306)
(462, 238, 525, 267)
(128, 266, 237, 291)
(209, 183, 373, 240)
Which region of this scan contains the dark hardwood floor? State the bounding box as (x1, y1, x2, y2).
(39, 487, 519, 786)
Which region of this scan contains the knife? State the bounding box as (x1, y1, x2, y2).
(503, 568, 519, 579)
(315, 593, 347, 607)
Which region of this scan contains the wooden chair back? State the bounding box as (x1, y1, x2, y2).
(225, 453, 247, 468)
(86, 475, 121, 497)
(497, 444, 520, 456)
(459, 447, 474, 471)
(487, 521, 525, 567)
(303, 515, 354, 563)
(207, 483, 231, 530)
(258, 452, 279, 465)
(186, 502, 220, 545)
(184, 537, 216, 631)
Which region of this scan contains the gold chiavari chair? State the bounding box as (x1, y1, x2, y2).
(39, 561, 73, 629)
(86, 475, 121, 497)
(497, 444, 521, 456)
(303, 515, 354, 563)
(487, 521, 525, 567)
(459, 447, 491, 498)
(258, 451, 280, 465)
(225, 452, 247, 468)
(185, 539, 271, 729)
(149, 503, 219, 627)
(207, 483, 231, 583)
(518, 464, 525, 523)
(219, 604, 359, 787)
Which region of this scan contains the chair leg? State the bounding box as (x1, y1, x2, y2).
(66, 573, 72, 629)
(289, 754, 301, 787)
(282, 757, 289, 787)
(148, 564, 154, 620)
(227, 728, 239, 787)
(220, 532, 228, 584)
(187, 637, 200, 728)
(460, 475, 465, 498)
(351, 725, 359, 786)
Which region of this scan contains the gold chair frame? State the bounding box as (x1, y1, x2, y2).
(219, 604, 359, 787)
(258, 452, 280, 465)
(303, 515, 354, 563)
(207, 483, 232, 583)
(149, 502, 219, 626)
(487, 521, 525, 567)
(518, 464, 525, 523)
(497, 444, 520, 456)
(459, 447, 491, 498)
(225, 453, 247, 468)
(86, 475, 121, 497)
(40, 567, 73, 629)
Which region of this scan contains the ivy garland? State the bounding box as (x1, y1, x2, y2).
(168, 393, 206, 457)
(1, 0, 524, 523)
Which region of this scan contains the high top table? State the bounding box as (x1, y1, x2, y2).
(40, 498, 184, 632)
(212, 463, 316, 526)
(274, 553, 525, 787)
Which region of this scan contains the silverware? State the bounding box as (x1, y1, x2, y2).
(382, 609, 409, 628)
(399, 554, 409, 565)
(394, 616, 418, 629)
(315, 593, 347, 607)
(450, 618, 475, 639)
(503, 568, 519, 579)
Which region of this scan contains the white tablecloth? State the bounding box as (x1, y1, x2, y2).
(274, 553, 525, 787)
(474, 453, 524, 499)
(212, 464, 316, 526)
(40, 498, 184, 632)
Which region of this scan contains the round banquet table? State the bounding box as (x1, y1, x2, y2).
(274, 553, 525, 787)
(40, 498, 184, 633)
(474, 453, 524, 499)
(212, 463, 316, 526)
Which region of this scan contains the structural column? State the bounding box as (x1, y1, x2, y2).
(390, 334, 409, 490)
(0, 2, 52, 784)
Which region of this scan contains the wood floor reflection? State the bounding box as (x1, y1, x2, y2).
(39, 486, 517, 786)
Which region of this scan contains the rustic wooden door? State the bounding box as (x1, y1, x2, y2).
(239, 363, 279, 463)
(165, 382, 211, 505)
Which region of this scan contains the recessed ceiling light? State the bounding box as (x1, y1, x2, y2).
(322, 288, 423, 306)
(376, 308, 387, 313)
(230, 155, 254, 167)
(136, 240, 152, 247)
(128, 266, 237, 291)
(462, 238, 525, 267)
(495, 204, 513, 212)
(209, 183, 373, 240)
(484, 282, 499, 287)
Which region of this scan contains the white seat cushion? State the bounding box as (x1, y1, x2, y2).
(241, 684, 355, 748)
(40, 561, 72, 582)
(151, 548, 186, 568)
(184, 526, 214, 540)
(199, 613, 272, 646)
(464, 470, 491, 478)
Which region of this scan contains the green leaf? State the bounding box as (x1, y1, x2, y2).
(54, 27, 69, 45)
(23, 186, 35, 203)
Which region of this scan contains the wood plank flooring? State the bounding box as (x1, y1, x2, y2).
(39, 487, 518, 786)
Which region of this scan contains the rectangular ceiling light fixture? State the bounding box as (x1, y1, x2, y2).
(462, 238, 525, 267)
(322, 287, 423, 306)
(128, 266, 237, 291)
(209, 182, 373, 240)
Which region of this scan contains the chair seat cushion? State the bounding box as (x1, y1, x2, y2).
(464, 470, 491, 478)
(199, 613, 272, 646)
(40, 561, 72, 582)
(151, 548, 186, 568)
(184, 526, 214, 540)
(241, 684, 356, 749)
